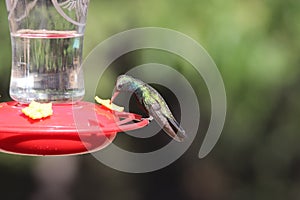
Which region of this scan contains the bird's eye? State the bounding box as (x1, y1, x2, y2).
(117, 84, 123, 90)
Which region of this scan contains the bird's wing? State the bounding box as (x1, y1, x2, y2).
(142, 89, 186, 142)
(141, 88, 162, 112)
(141, 94, 166, 126)
(149, 86, 186, 140)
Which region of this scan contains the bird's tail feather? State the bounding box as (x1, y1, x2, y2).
(166, 117, 186, 142)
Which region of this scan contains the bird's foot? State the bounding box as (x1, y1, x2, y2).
(143, 116, 153, 122)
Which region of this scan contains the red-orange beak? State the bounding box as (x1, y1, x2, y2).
(110, 88, 119, 103)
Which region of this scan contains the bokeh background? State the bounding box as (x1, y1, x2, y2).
(1, 0, 300, 199)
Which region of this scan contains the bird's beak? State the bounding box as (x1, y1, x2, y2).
(111, 87, 119, 103)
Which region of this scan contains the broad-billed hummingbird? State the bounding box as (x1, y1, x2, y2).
(111, 75, 186, 142)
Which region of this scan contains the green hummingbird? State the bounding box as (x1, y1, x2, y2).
(111, 75, 186, 142)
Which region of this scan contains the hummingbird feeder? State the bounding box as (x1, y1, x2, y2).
(0, 101, 149, 156)
(0, 0, 149, 156)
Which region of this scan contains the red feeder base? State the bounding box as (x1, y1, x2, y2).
(0, 101, 149, 156)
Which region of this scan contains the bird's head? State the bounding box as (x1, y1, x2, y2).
(111, 75, 144, 102)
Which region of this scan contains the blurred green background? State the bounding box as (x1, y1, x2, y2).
(1, 0, 300, 200)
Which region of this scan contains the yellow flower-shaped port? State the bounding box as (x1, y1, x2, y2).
(95, 96, 124, 112)
(22, 101, 53, 120)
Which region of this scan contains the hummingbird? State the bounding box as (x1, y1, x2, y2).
(111, 75, 186, 142)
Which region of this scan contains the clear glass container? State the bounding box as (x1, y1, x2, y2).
(6, 0, 90, 103)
